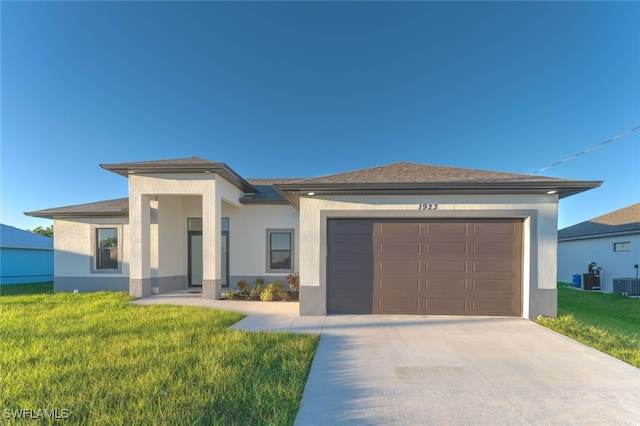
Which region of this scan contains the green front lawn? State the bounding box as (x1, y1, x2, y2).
(0, 281, 53, 295)
(537, 284, 640, 368)
(0, 287, 318, 425)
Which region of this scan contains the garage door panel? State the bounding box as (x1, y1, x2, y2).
(426, 223, 468, 235)
(378, 222, 422, 235)
(377, 297, 422, 313)
(378, 241, 423, 255)
(327, 219, 374, 314)
(473, 261, 515, 273)
(427, 243, 468, 255)
(426, 297, 467, 313)
(331, 259, 372, 274)
(427, 261, 467, 273)
(378, 260, 422, 274)
(427, 278, 467, 291)
(378, 278, 422, 290)
(471, 298, 515, 314)
(473, 223, 516, 235)
(329, 241, 372, 257)
(329, 298, 373, 314)
(473, 243, 515, 255)
(472, 279, 515, 291)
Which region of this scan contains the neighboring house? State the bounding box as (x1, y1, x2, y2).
(0, 224, 53, 284)
(558, 203, 640, 292)
(26, 157, 601, 318)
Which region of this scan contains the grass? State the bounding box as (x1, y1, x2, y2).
(0, 286, 318, 425)
(537, 283, 640, 368)
(0, 281, 53, 296)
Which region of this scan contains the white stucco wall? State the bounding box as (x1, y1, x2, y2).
(298, 193, 559, 318)
(558, 233, 640, 292)
(54, 217, 130, 277)
(157, 195, 186, 277)
(222, 203, 299, 279)
(128, 173, 245, 297)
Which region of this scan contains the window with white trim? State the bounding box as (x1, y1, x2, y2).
(613, 242, 631, 252)
(267, 229, 294, 272)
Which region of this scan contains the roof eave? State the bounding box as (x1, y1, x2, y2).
(24, 211, 129, 219)
(559, 229, 640, 242)
(239, 196, 290, 205)
(100, 162, 257, 194)
(274, 180, 602, 196)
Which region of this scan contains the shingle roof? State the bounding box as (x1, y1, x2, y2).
(294, 162, 572, 184)
(100, 157, 256, 193)
(102, 157, 216, 167)
(0, 224, 53, 249)
(243, 179, 303, 203)
(25, 198, 130, 219)
(558, 203, 640, 240)
(273, 162, 601, 208)
(25, 160, 602, 217)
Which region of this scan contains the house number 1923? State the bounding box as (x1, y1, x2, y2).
(419, 203, 438, 210)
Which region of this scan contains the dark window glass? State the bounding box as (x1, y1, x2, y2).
(96, 228, 118, 270)
(270, 232, 291, 270)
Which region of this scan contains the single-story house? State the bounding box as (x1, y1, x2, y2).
(26, 157, 601, 318)
(558, 203, 640, 292)
(0, 224, 54, 284)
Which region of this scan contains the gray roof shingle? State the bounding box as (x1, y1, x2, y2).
(25, 198, 130, 219)
(100, 157, 256, 193)
(558, 203, 640, 240)
(293, 162, 571, 184)
(25, 160, 602, 218)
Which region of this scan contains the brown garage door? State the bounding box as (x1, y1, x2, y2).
(327, 218, 523, 316)
(327, 219, 374, 314)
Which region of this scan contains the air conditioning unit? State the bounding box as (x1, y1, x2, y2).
(613, 278, 640, 296)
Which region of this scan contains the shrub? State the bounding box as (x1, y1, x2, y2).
(237, 279, 251, 296)
(260, 283, 285, 302)
(225, 288, 238, 300)
(287, 273, 299, 294)
(256, 277, 265, 287)
(249, 284, 264, 300)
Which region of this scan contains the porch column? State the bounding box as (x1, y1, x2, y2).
(129, 194, 152, 298)
(202, 183, 221, 299)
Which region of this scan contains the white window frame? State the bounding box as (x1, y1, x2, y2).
(613, 242, 631, 252)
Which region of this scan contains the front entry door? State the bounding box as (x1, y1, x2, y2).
(188, 231, 203, 287)
(187, 217, 230, 288)
(221, 231, 229, 287)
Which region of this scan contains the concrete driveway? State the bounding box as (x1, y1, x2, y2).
(134, 295, 640, 425)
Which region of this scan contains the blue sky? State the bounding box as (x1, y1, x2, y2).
(2, 1, 639, 231)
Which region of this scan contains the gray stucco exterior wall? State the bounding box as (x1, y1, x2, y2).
(299, 285, 325, 316)
(530, 288, 558, 318)
(55, 276, 129, 293)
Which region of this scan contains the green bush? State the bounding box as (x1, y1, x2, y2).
(249, 284, 264, 300)
(260, 282, 285, 302)
(236, 279, 251, 296)
(224, 288, 238, 300)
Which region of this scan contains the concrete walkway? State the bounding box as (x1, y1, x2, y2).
(133, 293, 640, 425)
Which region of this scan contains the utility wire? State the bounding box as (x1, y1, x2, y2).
(529, 125, 640, 175)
